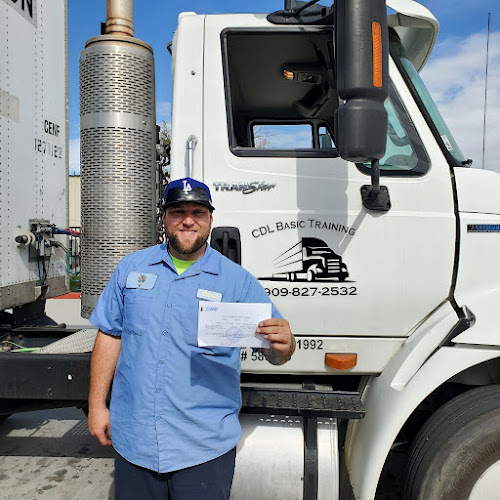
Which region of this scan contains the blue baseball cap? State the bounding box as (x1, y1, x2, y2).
(162, 177, 215, 211)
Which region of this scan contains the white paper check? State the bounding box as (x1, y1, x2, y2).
(197, 302, 272, 348)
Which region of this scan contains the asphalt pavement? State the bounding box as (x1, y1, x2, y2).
(0, 407, 402, 500)
(0, 407, 114, 500)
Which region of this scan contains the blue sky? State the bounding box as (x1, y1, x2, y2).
(68, 0, 499, 173)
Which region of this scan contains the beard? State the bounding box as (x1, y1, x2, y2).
(166, 230, 208, 256)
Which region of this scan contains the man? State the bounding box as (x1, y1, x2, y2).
(88, 177, 295, 500)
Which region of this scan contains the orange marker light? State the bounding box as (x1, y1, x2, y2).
(372, 21, 383, 88)
(283, 69, 295, 81)
(325, 353, 357, 370)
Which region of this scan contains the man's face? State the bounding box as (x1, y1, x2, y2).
(162, 202, 213, 260)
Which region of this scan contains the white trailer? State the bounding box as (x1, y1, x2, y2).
(0, 0, 94, 417)
(0, 0, 69, 314)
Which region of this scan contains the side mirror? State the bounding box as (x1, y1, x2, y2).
(334, 0, 389, 162)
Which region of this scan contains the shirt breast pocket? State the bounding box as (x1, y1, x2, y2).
(123, 288, 153, 336)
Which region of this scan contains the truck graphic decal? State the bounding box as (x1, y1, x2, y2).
(259, 238, 352, 283)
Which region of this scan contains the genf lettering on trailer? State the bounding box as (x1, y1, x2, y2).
(44, 120, 60, 137)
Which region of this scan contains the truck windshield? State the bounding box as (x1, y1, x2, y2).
(390, 35, 467, 166)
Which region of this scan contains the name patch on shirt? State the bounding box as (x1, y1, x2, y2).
(196, 288, 222, 302)
(126, 272, 157, 290)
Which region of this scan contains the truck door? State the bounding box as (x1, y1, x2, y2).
(201, 17, 456, 338)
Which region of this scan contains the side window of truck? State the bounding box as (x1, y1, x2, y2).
(252, 124, 313, 149)
(222, 29, 429, 175)
(357, 85, 430, 176)
(251, 124, 334, 149)
(222, 28, 338, 159)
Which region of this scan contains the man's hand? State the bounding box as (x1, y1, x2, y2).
(88, 331, 121, 447)
(256, 318, 295, 365)
(88, 406, 113, 446)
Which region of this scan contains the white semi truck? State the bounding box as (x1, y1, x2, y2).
(165, 2, 500, 499)
(2, 0, 500, 499)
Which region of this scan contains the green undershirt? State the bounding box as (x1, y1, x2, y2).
(170, 253, 197, 275)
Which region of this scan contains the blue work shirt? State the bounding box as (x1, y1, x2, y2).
(90, 243, 280, 473)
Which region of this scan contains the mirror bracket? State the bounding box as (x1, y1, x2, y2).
(359, 160, 391, 212)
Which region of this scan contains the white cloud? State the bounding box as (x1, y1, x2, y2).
(69, 137, 80, 175)
(157, 101, 172, 122)
(421, 31, 500, 172)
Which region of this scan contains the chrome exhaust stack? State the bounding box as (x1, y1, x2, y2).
(80, 0, 156, 318)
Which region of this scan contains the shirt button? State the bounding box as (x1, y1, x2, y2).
(167, 304, 172, 308)
(162, 330, 167, 335)
(156, 416, 161, 421)
(159, 358, 164, 364)
(156, 388, 161, 393)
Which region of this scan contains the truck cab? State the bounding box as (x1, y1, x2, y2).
(170, 1, 457, 358)
(168, 2, 500, 499)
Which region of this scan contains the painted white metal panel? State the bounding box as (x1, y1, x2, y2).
(194, 14, 455, 341)
(450, 170, 500, 346)
(453, 289, 500, 347)
(454, 214, 500, 305)
(170, 13, 205, 181)
(387, 0, 439, 71)
(0, 0, 68, 305)
(240, 337, 404, 374)
(453, 169, 500, 346)
(454, 168, 500, 216)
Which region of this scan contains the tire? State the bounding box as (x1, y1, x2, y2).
(404, 385, 500, 500)
(306, 268, 315, 282)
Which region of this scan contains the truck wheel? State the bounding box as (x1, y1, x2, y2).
(404, 385, 500, 500)
(306, 268, 315, 282)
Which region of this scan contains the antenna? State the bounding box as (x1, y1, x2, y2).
(481, 12, 491, 170)
(284, 0, 292, 12)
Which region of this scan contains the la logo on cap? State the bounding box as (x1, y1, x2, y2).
(182, 180, 192, 194)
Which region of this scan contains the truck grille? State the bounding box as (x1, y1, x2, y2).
(327, 259, 340, 273)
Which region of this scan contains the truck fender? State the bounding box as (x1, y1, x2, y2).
(344, 301, 500, 500)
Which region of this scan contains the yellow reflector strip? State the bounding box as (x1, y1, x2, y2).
(283, 69, 295, 80)
(325, 353, 358, 370)
(372, 21, 383, 88)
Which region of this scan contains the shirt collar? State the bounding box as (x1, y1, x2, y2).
(147, 242, 220, 276)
